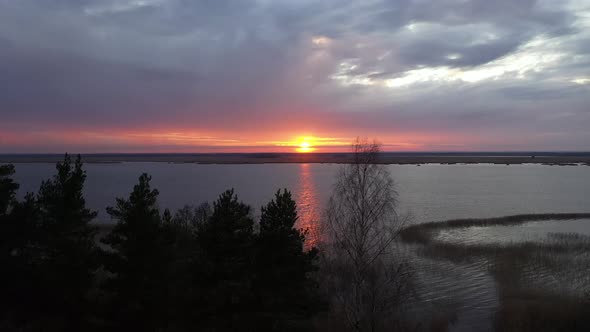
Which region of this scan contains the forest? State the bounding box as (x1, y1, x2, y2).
(0, 140, 413, 331)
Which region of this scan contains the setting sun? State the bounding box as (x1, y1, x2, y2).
(296, 138, 315, 153)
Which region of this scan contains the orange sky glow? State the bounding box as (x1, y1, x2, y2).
(0, 127, 470, 153)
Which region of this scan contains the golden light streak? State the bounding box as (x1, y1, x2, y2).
(296, 163, 320, 248)
(3, 128, 460, 153)
(297, 141, 314, 153)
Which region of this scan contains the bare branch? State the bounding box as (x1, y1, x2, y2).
(321, 137, 412, 331)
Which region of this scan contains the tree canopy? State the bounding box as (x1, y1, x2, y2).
(0, 158, 323, 331)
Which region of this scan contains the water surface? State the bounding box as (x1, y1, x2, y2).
(10, 162, 590, 331)
(12, 163, 590, 226)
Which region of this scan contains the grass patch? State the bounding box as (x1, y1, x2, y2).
(400, 213, 590, 331)
(493, 288, 590, 332)
(400, 213, 590, 244)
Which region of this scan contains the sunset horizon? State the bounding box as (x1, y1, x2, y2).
(3, 130, 590, 154)
(2, 1, 589, 154)
(2, 2, 590, 330)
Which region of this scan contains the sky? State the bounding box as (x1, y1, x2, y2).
(1, 0, 589, 153)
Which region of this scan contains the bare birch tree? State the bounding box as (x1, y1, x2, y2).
(321, 137, 412, 332)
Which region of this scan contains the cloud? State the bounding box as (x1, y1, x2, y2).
(0, 0, 589, 152)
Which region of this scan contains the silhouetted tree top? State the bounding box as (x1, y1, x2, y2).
(209, 189, 253, 231)
(0, 164, 19, 215)
(101, 173, 173, 330)
(37, 154, 98, 237)
(102, 173, 163, 260)
(258, 189, 314, 262)
(2, 154, 101, 330)
(260, 189, 299, 235)
(106, 173, 160, 226)
(258, 188, 318, 267)
(351, 137, 382, 165)
(254, 189, 321, 330)
(199, 189, 255, 256)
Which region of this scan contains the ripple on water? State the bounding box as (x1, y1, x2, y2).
(402, 244, 498, 331)
(420, 218, 590, 330)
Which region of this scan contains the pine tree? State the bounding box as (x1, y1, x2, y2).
(0, 164, 19, 216)
(34, 154, 99, 330)
(195, 189, 256, 330)
(101, 173, 172, 330)
(256, 189, 320, 330)
(0, 164, 27, 327)
(1, 193, 43, 329)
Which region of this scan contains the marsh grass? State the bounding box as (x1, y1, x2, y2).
(492, 287, 590, 332)
(399, 213, 590, 331)
(492, 253, 590, 332)
(400, 213, 590, 244)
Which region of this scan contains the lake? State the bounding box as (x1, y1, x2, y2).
(9, 162, 590, 331)
(11, 162, 590, 225)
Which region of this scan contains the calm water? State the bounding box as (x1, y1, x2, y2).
(11, 163, 590, 224)
(10, 162, 590, 331)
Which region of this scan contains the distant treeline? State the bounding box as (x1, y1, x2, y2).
(0, 154, 323, 331)
(2, 151, 590, 165)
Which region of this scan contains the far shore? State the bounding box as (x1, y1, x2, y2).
(1, 152, 590, 165)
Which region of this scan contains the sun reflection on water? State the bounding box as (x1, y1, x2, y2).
(295, 163, 320, 248)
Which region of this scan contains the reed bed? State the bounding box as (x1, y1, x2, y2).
(399, 213, 590, 331)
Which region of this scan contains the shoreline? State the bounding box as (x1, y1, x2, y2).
(1, 153, 590, 165)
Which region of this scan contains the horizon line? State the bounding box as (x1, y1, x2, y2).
(2, 151, 590, 155)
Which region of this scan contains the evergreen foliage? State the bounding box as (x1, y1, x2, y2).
(194, 189, 257, 330)
(0, 164, 19, 215)
(256, 189, 321, 330)
(101, 173, 173, 330)
(35, 154, 100, 329)
(0, 159, 323, 331)
(0, 155, 100, 330)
